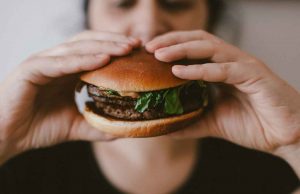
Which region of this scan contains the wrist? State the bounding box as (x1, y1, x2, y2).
(274, 142, 300, 179)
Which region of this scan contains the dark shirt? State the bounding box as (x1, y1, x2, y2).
(0, 138, 299, 194)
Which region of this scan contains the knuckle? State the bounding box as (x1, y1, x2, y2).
(206, 40, 216, 51)
(243, 58, 263, 69)
(198, 65, 207, 76)
(51, 56, 65, 68)
(221, 62, 232, 71)
(180, 44, 189, 53)
(219, 63, 231, 76)
(196, 39, 215, 50)
(242, 58, 269, 76)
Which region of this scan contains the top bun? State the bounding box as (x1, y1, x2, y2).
(80, 48, 189, 92)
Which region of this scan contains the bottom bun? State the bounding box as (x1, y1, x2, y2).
(83, 107, 204, 138)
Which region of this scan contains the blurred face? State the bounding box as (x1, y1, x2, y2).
(88, 0, 209, 43)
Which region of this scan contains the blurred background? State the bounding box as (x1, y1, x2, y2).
(0, 0, 299, 90)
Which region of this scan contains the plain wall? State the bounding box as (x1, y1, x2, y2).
(236, 0, 300, 90)
(0, 0, 84, 80)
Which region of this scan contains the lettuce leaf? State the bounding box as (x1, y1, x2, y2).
(134, 81, 207, 115)
(106, 90, 119, 96)
(135, 93, 154, 113)
(163, 88, 183, 115)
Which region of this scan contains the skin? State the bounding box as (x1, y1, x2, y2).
(0, 33, 141, 163)
(0, 0, 299, 193)
(146, 30, 300, 168)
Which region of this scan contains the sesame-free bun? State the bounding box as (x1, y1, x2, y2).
(83, 106, 204, 138)
(80, 48, 189, 92)
(80, 48, 206, 137)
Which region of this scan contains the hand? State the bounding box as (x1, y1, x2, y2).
(0, 31, 140, 164)
(146, 30, 300, 170)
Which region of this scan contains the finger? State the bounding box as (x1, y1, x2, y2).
(68, 116, 117, 142)
(148, 31, 248, 63)
(146, 30, 216, 52)
(37, 40, 133, 57)
(22, 54, 110, 85)
(154, 40, 214, 62)
(172, 62, 266, 86)
(69, 31, 141, 47)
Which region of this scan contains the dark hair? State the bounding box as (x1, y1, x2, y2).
(84, 0, 224, 32)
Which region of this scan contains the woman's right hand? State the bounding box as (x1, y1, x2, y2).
(0, 31, 140, 164)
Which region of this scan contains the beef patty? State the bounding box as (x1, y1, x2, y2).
(86, 83, 206, 121)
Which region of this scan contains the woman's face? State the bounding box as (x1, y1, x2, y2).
(88, 0, 208, 43)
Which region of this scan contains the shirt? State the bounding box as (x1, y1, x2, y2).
(0, 138, 299, 194)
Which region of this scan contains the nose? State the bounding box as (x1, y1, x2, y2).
(130, 1, 171, 44)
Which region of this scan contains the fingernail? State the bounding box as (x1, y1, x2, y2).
(155, 49, 170, 62)
(157, 48, 167, 53)
(155, 48, 167, 59)
(145, 41, 153, 47)
(145, 43, 155, 53)
(172, 65, 186, 73)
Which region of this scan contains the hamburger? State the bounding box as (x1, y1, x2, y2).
(77, 48, 209, 137)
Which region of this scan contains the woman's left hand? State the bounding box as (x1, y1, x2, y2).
(146, 30, 300, 176)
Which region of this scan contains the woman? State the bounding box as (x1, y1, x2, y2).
(0, 0, 299, 193)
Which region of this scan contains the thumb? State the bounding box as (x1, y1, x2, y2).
(68, 115, 117, 142)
